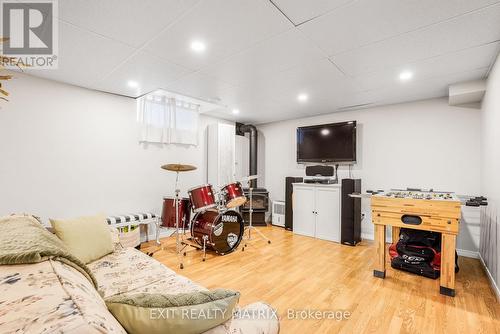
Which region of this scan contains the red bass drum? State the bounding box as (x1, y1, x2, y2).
(161, 197, 191, 229)
(190, 210, 244, 255)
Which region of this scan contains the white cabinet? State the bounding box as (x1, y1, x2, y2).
(293, 186, 316, 237)
(292, 183, 341, 242)
(207, 123, 235, 187)
(315, 187, 341, 242)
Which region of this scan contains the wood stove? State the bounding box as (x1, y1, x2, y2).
(241, 188, 269, 226)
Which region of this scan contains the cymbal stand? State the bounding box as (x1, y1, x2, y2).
(174, 171, 184, 269)
(242, 180, 271, 251)
(202, 235, 208, 262)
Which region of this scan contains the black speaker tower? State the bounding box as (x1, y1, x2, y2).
(341, 178, 362, 246)
(285, 176, 303, 230)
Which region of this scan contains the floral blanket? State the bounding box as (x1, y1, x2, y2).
(0, 260, 126, 333)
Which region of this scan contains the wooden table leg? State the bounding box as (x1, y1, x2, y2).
(374, 224, 386, 278)
(392, 226, 401, 244)
(440, 233, 456, 297)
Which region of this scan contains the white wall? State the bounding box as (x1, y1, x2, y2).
(0, 72, 230, 224)
(479, 54, 500, 300)
(258, 98, 482, 243)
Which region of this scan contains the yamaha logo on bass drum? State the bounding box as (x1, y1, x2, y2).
(221, 215, 238, 223)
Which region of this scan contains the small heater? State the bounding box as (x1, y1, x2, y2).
(272, 200, 286, 227)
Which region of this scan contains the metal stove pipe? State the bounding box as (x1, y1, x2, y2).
(238, 124, 258, 188)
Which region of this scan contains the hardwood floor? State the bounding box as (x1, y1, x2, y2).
(142, 226, 500, 334)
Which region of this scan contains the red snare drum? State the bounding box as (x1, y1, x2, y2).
(191, 209, 244, 255)
(221, 182, 247, 208)
(161, 197, 191, 229)
(188, 184, 216, 213)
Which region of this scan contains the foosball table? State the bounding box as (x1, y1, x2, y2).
(371, 191, 461, 296)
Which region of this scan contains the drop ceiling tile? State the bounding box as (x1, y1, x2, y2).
(367, 67, 488, 105)
(271, 0, 356, 25)
(271, 95, 342, 117)
(94, 51, 192, 97)
(258, 58, 360, 98)
(249, 67, 488, 124)
(216, 60, 363, 123)
(206, 58, 349, 110)
(333, 4, 500, 76)
(143, 0, 292, 70)
(201, 29, 326, 86)
(58, 0, 200, 48)
(299, 0, 500, 56)
(24, 21, 136, 89)
(352, 42, 499, 91)
(164, 71, 237, 103)
(212, 83, 280, 110)
(214, 98, 286, 124)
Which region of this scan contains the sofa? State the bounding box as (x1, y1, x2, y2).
(0, 217, 279, 334)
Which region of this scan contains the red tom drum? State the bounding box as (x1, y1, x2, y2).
(191, 210, 244, 255)
(221, 182, 247, 208)
(188, 184, 216, 213)
(161, 197, 191, 229)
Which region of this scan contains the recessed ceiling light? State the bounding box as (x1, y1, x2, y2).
(190, 40, 206, 53)
(399, 71, 414, 81)
(321, 129, 330, 136)
(232, 108, 240, 115)
(127, 80, 139, 88)
(297, 93, 309, 102)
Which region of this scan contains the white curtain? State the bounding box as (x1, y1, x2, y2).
(137, 94, 199, 146)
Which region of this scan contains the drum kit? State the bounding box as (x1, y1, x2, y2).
(150, 163, 270, 269)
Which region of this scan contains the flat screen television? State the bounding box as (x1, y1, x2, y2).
(297, 121, 357, 163)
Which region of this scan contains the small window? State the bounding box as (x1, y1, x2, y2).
(137, 93, 199, 146)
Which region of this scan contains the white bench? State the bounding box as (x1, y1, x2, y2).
(106, 213, 158, 246)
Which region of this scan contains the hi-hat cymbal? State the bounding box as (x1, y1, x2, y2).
(161, 164, 197, 172)
(240, 175, 259, 182)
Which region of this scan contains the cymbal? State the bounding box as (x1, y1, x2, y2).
(240, 175, 259, 182)
(161, 164, 197, 172)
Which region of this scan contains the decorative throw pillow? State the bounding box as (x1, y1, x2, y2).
(105, 289, 240, 334)
(50, 214, 113, 264)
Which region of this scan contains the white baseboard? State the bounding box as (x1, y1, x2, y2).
(457, 249, 479, 259)
(479, 253, 500, 302)
(361, 232, 392, 243)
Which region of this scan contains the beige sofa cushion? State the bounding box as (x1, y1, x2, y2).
(106, 290, 240, 334)
(50, 214, 113, 264)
